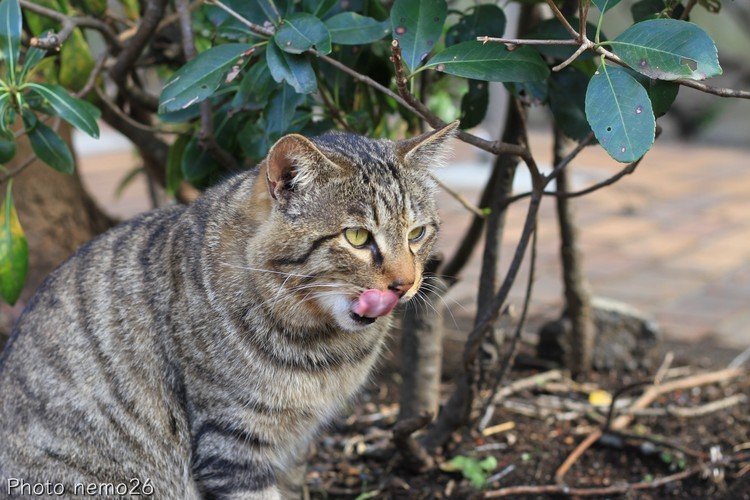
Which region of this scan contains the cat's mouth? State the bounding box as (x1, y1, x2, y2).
(349, 312, 377, 325)
(347, 289, 400, 326)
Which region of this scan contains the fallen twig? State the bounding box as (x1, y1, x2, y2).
(485, 464, 704, 497)
(393, 412, 434, 473)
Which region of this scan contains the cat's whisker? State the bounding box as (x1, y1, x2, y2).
(218, 261, 317, 279)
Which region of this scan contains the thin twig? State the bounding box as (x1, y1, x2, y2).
(75, 54, 108, 99)
(485, 465, 704, 497)
(545, 0, 580, 38)
(95, 87, 179, 135)
(477, 36, 578, 46)
(20, 0, 122, 50)
(428, 173, 486, 218)
(0, 155, 36, 185)
(393, 412, 435, 472)
(552, 42, 591, 72)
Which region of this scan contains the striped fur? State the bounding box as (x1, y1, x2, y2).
(0, 124, 456, 499)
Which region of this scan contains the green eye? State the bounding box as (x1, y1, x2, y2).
(345, 228, 370, 247)
(408, 226, 425, 242)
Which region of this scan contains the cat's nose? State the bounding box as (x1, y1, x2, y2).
(388, 279, 414, 297)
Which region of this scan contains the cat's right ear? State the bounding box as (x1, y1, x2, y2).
(265, 134, 337, 201)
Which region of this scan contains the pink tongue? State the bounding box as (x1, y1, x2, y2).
(352, 289, 399, 318)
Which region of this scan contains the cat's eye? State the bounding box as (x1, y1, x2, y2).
(408, 226, 425, 242)
(345, 228, 370, 247)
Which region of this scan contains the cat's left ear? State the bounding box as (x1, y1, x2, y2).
(265, 134, 338, 200)
(397, 120, 459, 168)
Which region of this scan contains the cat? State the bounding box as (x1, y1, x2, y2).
(0, 121, 457, 499)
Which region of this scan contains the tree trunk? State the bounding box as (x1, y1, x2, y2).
(0, 123, 113, 340)
(399, 258, 445, 420)
(553, 127, 596, 378)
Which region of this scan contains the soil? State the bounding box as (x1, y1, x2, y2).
(305, 339, 750, 499)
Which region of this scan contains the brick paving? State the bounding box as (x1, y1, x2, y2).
(76, 128, 750, 349)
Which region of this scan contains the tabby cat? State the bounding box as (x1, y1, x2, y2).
(0, 122, 457, 499)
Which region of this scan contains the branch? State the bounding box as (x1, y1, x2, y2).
(545, 0, 579, 39)
(393, 412, 435, 472)
(428, 172, 486, 218)
(390, 39, 528, 158)
(477, 36, 578, 46)
(110, 0, 167, 88)
(0, 155, 36, 185)
(20, 0, 122, 50)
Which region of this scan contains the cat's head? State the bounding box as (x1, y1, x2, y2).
(251, 122, 458, 332)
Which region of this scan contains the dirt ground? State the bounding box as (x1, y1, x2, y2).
(305, 320, 750, 499)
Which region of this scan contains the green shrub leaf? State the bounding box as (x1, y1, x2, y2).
(231, 62, 275, 111)
(266, 40, 317, 94)
(0, 182, 28, 305)
(264, 83, 305, 135)
(324, 13, 390, 45)
(24, 113, 75, 174)
(159, 44, 253, 114)
(0, 0, 21, 82)
(0, 128, 15, 162)
(423, 41, 549, 82)
(391, 0, 447, 72)
(592, 0, 623, 13)
(275, 13, 331, 55)
(608, 19, 721, 81)
(459, 80, 488, 129)
(549, 67, 592, 141)
(445, 4, 506, 46)
(166, 135, 188, 197)
(26, 83, 101, 138)
(19, 46, 46, 81)
(585, 64, 655, 162)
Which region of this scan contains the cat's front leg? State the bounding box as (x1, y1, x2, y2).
(191, 418, 279, 499)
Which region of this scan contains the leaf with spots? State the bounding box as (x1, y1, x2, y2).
(445, 4, 506, 46)
(324, 13, 390, 45)
(275, 13, 331, 55)
(0, 182, 27, 305)
(423, 41, 549, 83)
(158, 44, 253, 114)
(391, 0, 447, 72)
(607, 19, 721, 81)
(625, 68, 679, 117)
(585, 64, 655, 162)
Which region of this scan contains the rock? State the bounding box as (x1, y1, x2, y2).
(537, 297, 662, 372)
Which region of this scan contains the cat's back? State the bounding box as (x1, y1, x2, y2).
(0, 203, 194, 492)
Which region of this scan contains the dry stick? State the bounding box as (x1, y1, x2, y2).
(392, 412, 435, 472)
(554, 366, 747, 484)
(679, 0, 699, 20)
(485, 464, 703, 498)
(477, 36, 578, 46)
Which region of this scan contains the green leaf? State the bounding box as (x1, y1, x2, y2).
(159, 43, 253, 114)
(181, 137, 218, 183)
(264, 83, 305, 135)
(592, 0, 623, 12)
(26, 83, 101, 138)
(0, 0, 21, 82)
(625, 68, 679, 117)
(0, 182, 28, 305)
(549, 67, 592, 141)
(59, 28, 95, 91)
(324, 13, 390, 45)
(528, 18, 602, 60)
(607, 19, 721, 81)
(423, 41, 549, 82)
(166, 134, 188, 197)
(391, 0, 447, 72)
(19, 46, 47, 82)
(231, 62, 275, 111)
(585, 64, 655, 162)
(631, 0, 665, 22)
(266, 40, 316, 94)
(459, 80, 488, 129)
(0, 128, 15, 162)
(305, 0, 337, 19)
(275, 13, 331, 55)
(24, 113, 75, 174)
(445, 4, 506, 46)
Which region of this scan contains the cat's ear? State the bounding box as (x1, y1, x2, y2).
(265, 134, 337, 200)
(397, 120, 459, 168)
